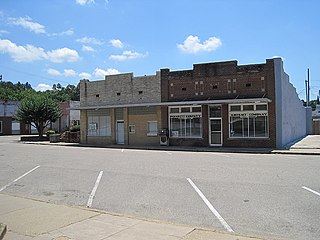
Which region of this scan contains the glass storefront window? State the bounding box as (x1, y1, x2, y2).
(229, 103, 268, 138)
(88, 115, 111, 136)
(169, 106, 202, 138)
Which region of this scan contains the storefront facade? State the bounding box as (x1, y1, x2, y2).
(79, 58, 309, 149)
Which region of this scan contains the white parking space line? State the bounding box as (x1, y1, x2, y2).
(121, 149, 124, 152)
(87, 171, 104, 208)
(187, 178, 234, 233)
(0, 165, 40, 192)
(302, 186, 320, 197)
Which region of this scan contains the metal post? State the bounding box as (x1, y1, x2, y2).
(307, 68, 310, 106)
(305, 80, 308, 106)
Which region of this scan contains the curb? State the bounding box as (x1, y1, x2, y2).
(20, 140, 320, 155)
(0, 223, 7, 240)
(272, 150, 320, 155)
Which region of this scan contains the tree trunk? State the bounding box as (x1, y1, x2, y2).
(37, 122, 44, 140)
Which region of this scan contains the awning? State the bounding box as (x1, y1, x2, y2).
(72, 98, 271, 110)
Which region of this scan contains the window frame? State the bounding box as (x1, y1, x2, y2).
(129, 124, 135, 134)
(147, 121, 158, 136)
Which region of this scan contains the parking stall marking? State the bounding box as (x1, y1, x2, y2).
(87, 171, 104, 208)
(302, 186, 320, 198)
(0, 165, 40, 192)
(187, 178, 234, 233)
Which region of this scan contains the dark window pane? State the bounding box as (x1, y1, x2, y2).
(209, 106, 221, 117)
(243, 105, 254, 111)
(230, 105, 241, 111)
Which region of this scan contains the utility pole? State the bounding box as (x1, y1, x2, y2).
(305, 68, 310, 106)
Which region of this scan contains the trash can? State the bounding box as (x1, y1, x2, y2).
(49, 134, 60, 143)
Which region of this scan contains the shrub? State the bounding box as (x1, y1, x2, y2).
(46, 129, 55, 137)
(70, 125, 80, 132)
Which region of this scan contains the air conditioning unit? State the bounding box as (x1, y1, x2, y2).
(160, 136, 169, 146)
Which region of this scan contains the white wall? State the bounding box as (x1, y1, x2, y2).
(274, 58, 307, 148)
(70, 101, 80, 123)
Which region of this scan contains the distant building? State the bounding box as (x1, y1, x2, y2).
(312, 105, 320, 134)
(51, 101, 80, 133)
(78, 58, 312, 149)
(0, 100, 33, 135)
(0, 100, 80, 135)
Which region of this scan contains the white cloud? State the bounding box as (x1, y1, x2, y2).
(76, 37, 103, 45)
(94, 68, 120, 78)
(47, 68, 77, 77)
(47, 68, 61, 76)
(177, 35, 222, 54)
(0, 30, 9, 36)
(9, 17, 46, 34)
(79, 72, 92, 79)
(46, 48, 80, 63)
(63, 69, 77, 76)
(0, 39, 80, 63)
(35, 83, 51, 92)
(82, 45, 94, 52)
(109, 50, 147, 61)
(110, 39, 123, 48)
(76, 0, 95, 5)
(50, 28, 74, 37)
(0, 39, 47, 62)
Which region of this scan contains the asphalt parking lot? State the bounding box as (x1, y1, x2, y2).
(1, 135, 320, 240)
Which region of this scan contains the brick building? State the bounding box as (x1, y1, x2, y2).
(0, 100, 31, 135)
(78, 58, 311, 149)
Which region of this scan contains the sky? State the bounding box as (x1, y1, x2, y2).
(0, 0, 319, 100)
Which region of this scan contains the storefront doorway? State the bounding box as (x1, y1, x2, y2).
(116, 121, 124, 144)
(209, 105, 222, 146)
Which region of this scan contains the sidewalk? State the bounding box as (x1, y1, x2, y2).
(21, 135, 320, 155)
(272, 135, 320, 155)
(0, 193, 266, 240)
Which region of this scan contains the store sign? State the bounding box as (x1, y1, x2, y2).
(230, 112, 267, 117)
(170, 114, 201, 119)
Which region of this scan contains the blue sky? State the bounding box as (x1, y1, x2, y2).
(0, 0, 319, 100)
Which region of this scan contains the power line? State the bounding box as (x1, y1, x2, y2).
(0, 64, 74, 85)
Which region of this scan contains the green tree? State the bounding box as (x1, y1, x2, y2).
(16, 94, 63, 139)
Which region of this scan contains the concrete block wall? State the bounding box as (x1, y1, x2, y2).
(80, 72, 161, 107)
(274, 58, 307, 148)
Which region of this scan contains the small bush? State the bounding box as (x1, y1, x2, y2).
(46, 129, 55, 137)
(70, 125, 80, 132)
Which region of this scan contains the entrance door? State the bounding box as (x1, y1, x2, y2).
(116, 121, 124, 144)
(210, 119, 222, 146)
(209, 105, 222, 146)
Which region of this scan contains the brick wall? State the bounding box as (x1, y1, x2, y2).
(127, 106, 161, 146)
(0, 117, 12, 135)
(161, 60, 273, 102)
(161, 59, 278, 148)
